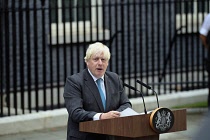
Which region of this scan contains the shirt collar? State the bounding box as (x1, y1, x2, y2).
(87, 69, 104, 82)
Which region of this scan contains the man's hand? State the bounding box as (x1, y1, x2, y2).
(100, 111, 120, 120)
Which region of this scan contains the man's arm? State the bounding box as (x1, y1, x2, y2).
(200, 34, 208, 49)
(199, 14, 210, 49)
(63, 76, 96, 122)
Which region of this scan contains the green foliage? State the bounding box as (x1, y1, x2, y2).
(172, 101, 208, 109)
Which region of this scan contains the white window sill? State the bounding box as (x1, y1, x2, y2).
(176, 13, 208, 34)
(49, 28, 110, 45)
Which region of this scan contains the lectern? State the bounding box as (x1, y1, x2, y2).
(79, 109, 186, 140)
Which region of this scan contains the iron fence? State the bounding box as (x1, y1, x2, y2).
(0, 0, 209, 117)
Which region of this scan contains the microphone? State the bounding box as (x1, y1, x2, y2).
(136, 80, 160, 108)
(123, 83, 147, 114)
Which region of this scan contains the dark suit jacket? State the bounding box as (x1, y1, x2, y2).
(63, 69, 132, 140)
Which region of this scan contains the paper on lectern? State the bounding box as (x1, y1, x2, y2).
(120, 107, 139, 117)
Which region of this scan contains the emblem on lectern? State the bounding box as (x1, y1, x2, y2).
(150, 107, 174, 133)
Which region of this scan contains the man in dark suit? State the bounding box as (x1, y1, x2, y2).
(63, 42, 132, 140)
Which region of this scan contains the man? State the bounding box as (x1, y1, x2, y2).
(200, 13, 210, 110)
(200, 13, 210, 49)
(63, 42, 132, 140)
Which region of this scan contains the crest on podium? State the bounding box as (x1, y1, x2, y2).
(150, 107, 175, 133)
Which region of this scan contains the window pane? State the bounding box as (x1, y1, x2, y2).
(176, 0, 209, 14)
(198, 1, 209, 12)
(50, 0, 57, 23)
(50, 0, 91, 23)
(175, 1, 193, 14)
(62, 0, 91, 22)
(62, 0, 74, 22)
(76, 0, 91, 21)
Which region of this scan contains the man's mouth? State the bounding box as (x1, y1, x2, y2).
(97, 68, 103, 71)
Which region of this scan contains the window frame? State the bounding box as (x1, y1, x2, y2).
(175, 1, 210, 34)
(50, 0, 110, 45)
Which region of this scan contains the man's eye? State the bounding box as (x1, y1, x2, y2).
(92, 58, 107, 62)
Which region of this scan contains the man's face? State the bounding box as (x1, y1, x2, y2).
(86, 53, 109, 78)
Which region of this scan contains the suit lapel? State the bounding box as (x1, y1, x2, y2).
(104, 73, 111, 111)
(84, 69, 105, 111)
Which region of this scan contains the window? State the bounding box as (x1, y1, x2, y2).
(51, 0, 91, 23)
(49, 0, 110, 44)
(175, 0, 210, 34)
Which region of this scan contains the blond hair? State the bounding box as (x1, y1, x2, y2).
(84, 42, 111, 62)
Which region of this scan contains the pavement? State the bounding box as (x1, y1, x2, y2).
(0, 109, 209, 140)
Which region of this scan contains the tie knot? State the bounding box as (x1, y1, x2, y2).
(96, 78, 102, 84)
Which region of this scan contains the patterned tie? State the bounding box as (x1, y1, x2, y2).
(96, 78, 106, 110)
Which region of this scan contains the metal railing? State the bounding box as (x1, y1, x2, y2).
(0, 0, 209, 117)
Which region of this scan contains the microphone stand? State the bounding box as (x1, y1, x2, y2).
(150, 88, 159, 108)
(124, 83, 147, 114)
(136, 80, 160, 108)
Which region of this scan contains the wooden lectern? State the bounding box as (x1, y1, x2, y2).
(80, 109, 186, 140)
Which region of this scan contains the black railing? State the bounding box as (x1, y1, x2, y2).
(0, 0, 209, 117)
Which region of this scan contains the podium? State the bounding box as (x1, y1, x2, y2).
(79, 109, 186, 140)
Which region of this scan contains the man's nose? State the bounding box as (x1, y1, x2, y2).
(98, 59, 103, 64)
